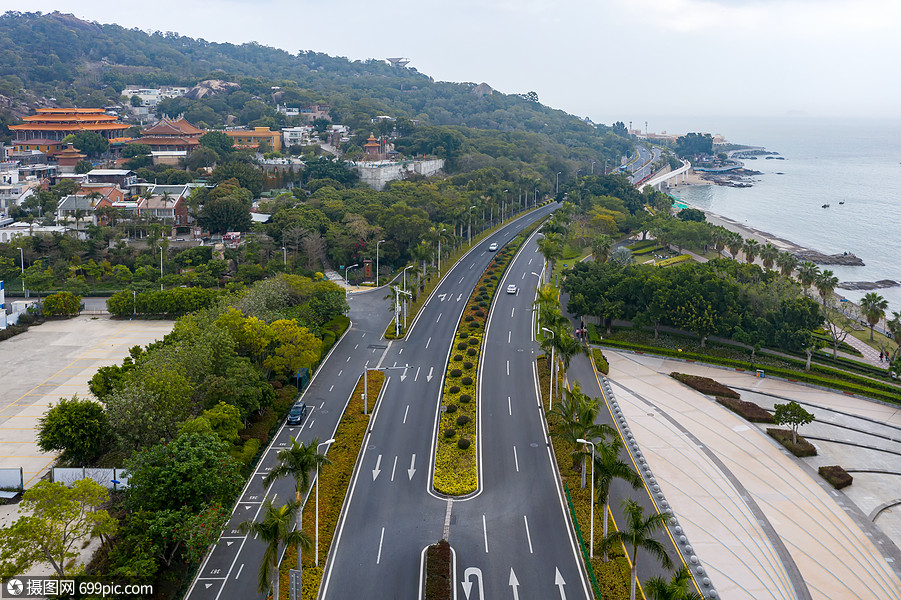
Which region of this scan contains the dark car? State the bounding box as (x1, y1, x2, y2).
(286, 401, 308, 426)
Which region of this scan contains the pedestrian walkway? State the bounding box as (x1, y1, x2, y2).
(841, 332, 892, 369)
(598, 350, 901, 600)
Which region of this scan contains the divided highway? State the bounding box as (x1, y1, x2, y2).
(186, 202, 569, 600)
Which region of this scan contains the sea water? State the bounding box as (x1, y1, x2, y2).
(650, 116, 901, 315)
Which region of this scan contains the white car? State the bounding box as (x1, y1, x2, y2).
(488, 242, 498, 251)
(506, 284, 517, 294)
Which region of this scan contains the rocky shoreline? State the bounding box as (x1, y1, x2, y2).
(837, 280, 899, 291)
(793, 251, 866, 266)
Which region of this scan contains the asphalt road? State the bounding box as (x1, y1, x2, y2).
(185, 202, 559, 600)
(319, 202, 568, 600)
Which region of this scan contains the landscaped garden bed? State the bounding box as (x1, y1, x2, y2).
(818, 465, 853, 489)
(671, 372, 740, 399)
(424, 539, 452, 600)
(432, 222, 540, 496)
(716, 397, 775, 423)
(767, 428, 818, 457)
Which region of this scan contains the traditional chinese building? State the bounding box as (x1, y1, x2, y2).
(9, 108, 130, 153)
(132, 116, 203, 154)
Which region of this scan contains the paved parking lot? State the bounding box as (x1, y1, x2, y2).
(0, 316, 174, 488)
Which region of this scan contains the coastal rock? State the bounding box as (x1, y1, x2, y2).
(793, 251, 865, 266)
(836, 279, 899, 291)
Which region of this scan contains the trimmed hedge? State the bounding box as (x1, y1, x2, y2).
(107, 287, 222, 317)
(655, 254, 693, 267)
(425, 540, 452, 600)
(671, 372, 739, 398)
(818, 465, 853, 489)
(767, 428, 817, 457)
(716, 397, 775, 423)
(593, 349, 610, 375)
(598, 338, 901, 404)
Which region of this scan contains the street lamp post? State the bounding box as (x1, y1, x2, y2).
(468, 206, 476, 246)
(555, 171, 562, 196)
(541, 327, 555, 406)
(344, 264, 359, 303)
(591, 160, 596, 175)
(577, 438, 596, 558)
(19, 247, 25, 296)
(282, 247, 287, 267)
(437, 228, 446, 274)
(403, 265, 414, 327)
(315, 438, 336, 567)
(160, 249, 164, 292)
(376, 239, 385, 286)
(363, 365, 407, 414)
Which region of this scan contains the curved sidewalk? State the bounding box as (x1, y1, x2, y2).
(604, 351, 901, 600)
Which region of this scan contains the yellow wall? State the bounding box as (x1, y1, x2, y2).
(224, 128, 282, 153)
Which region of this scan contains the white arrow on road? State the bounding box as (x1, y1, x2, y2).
(408, 454, 416, 480)
(456, 293, 462, 301)
(427, 367, 434, 382)
(509, 568, 520, 600)
(226, 541, 234, 546)
(438, 293, 447, 301)
(204, 583, 212, 589)
(555, 567, 567, 599)
(372, 454, 382, 481)
(400, 367, 408, 382)
(461, 567, 484, 600)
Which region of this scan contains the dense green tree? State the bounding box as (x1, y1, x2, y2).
(36, 395, 109, 464)
(208, 161, 264, 196)
(773, 401, 814, 445)
(199, 131, 234, 157)
(124, 432, 243, 513)
(70, 130, 110, 158)
(42, 290, 81, 316)
(199, 195, 252, 233)
(674, 132, 713, 157)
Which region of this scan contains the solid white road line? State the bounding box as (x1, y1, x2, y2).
(377, 527, 385, 564)
(482, 514, 489, 553)
(403, 405, 409, 424)
(523, 515, 534, 554)
(513, 445, 520, 472)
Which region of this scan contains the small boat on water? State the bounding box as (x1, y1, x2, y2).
(822, 203, 830, 208)
(839, 201, 845, 205)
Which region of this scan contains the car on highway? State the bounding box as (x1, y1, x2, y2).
(488, 242, 498, 251)
(286, 401, 308, 425)
(506, 284, 517, 294)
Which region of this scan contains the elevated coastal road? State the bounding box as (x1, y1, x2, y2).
(320, 203, 563, 599)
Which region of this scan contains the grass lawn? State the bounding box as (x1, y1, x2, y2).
(849, 327, 898, 354)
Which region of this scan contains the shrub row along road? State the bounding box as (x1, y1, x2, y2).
(319, 201, 592, 600)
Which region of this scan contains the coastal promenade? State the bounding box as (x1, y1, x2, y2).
(599, 350, 901, 600)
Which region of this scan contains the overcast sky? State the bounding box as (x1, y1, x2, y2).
(25, 0, 901, 128)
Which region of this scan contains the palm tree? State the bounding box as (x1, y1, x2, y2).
(550, 385, 612, 483)
(759, 243, 779, 271)
(537, 232, 564, 275)
(814, 269, 839, 307)
(775, 251, 798, 278)
(888, 312, 901, 361)
(600, 499, 674, 600)
(592, 234, 614, 264)
(263, 437, 330, 572)
(742, 239, 760, 264)
(860, 292, 889, 341)
(644, 566, 705, 600)
(796, 261, 819, 292)
(594, 436, 642, 562)
(610, 246, 634, 266)
(725, 232, 743, 260)
(237, 498, 311, 600)
(709, 226, 728, 256)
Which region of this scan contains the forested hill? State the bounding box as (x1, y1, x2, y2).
(0, 11, 631, 164)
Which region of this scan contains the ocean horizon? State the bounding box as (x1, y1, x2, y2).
(638, 115, 901, 317)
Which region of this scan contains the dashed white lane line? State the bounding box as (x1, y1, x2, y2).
(513, 445, 520, 472)
(403, 405, 409, 424)
(482, 515, 489, 553)
(523, 515, 534, 554)
(377, 527, 386, 564)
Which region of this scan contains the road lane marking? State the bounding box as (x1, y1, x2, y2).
(319, 402, 324, 409)
(437, 313, 442, 322)
(459, 276, 465, 283)
(506, 360, 510, 376)
(508, 396, 512, 416)
(511, 307, 515, 318)
(414, 366, 420, 382)
(408, 454, 416, 480)
(508, 331, 511, 343)
(234, 563, 244, 580)
(377, 527, 385, 564)
(391, 455, 398, 481)
(470, 263, 474, 269)
(523, 515, 533, 554)
(482, 514, 489, 553)
(372, 455, 382, 480)
(513, 445, 520, 472)
(354, 344, 358, 349)
(329, 385, 334, 391)
(426, 337, 431, 349)
(338, 370, 342, 377)
(403, 405, 409, 424)
(346, 356, 351, 362)
(399, 348, 403, 355)
(521, 272, 525, 280)
(529, 258, 533, 265)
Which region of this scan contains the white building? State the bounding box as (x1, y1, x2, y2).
(121, 86, 188, 107)
(0, 163, 41, 216)
(282, 126, 316, 148)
